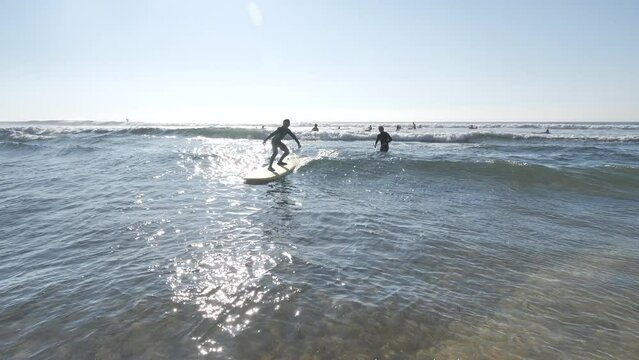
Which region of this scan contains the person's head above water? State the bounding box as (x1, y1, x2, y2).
(283, 119, 290, 127)
(378, 126, 384, 132)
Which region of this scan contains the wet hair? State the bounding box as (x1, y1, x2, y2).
(283, 119, 290, 125)
(379, 126, 384, 131)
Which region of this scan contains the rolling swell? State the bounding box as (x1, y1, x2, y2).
(0, 126, 269, 140)
(388, 132, 639, 143)
(303, 157, 639, 197)
(122, 126, 267, 139)
(2, 126, 639, 143)
(292, 131, 639, 143)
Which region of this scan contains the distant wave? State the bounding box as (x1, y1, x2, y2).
(387, 132, 639, 143)
(2, 126, 639, 143)
(0, 126, 269, 141)
(0, 128, 55, 141)
(442, 123, 639, 130)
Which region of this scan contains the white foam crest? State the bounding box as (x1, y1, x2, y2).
(295, 129, 639, 143)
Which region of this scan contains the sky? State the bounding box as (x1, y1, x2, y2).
(0, 0, 638, 123)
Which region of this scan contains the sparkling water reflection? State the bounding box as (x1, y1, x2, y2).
(1, 124, 638, 359)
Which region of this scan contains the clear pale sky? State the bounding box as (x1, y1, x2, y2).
(1, 0, 637, 123)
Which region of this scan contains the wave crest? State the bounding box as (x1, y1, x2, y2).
(2, 125, 638, 143)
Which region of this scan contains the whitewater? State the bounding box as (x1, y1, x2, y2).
(1, 121, 638, 359)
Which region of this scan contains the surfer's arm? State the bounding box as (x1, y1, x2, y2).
(263, 131, 275, 144)
(387, 134, 393, 143)
(288, 129, 301, 148)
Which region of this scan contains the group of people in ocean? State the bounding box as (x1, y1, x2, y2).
(363, 122, 417, 132)
(263, 119, 552, 171)
(263, 119, 393, 171)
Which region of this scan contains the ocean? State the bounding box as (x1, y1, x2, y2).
(1, 121, 638, 359)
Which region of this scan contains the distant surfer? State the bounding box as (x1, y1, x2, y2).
(545, 128, 550, 134)
(263, 119, 301, 171)
(396, 125, 401, 131)
(311, 124, 319, 131)
(374, 126, 393, 152)
(412, 122, 417, 130)
(365, 125, 372, 132)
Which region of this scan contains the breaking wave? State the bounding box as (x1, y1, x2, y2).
(2, 126, 638, 143)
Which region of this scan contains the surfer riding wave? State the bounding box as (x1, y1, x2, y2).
(263, 119, 301, 171)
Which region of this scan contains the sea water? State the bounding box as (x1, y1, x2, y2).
(1, 121, 638, 359)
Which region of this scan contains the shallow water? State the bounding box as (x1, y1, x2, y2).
(1, 121, 638, 359)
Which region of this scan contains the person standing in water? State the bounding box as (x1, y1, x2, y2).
(374, 126, 393, 152)
(311, 124, 319, 131)
(263, 119, 301, 171)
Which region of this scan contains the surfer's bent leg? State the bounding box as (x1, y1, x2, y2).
(278, 143, 289, 165)
(269, 141, 279, 170)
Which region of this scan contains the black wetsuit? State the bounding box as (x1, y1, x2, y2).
(376, 131, 392, 152)
(264, 125, 300, 168)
